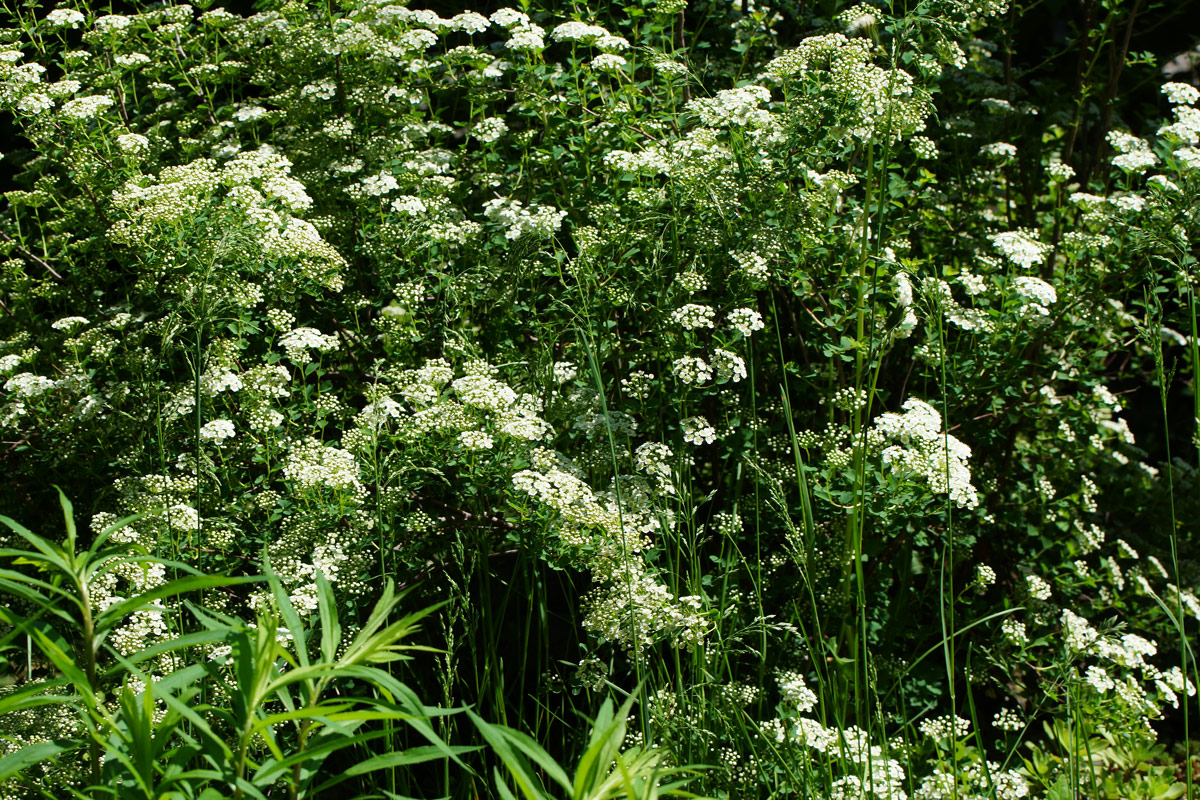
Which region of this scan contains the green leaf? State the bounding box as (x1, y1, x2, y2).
(315, 569, 341, 665)
(341, 744, 480, 777)
(468, 708, 555, 800)
(96, 574, 261, 632)
(0, 739, 79, 782)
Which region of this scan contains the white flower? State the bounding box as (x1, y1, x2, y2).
(490, 8, 529, 28)
(1047, 156, 1075, 181)
(45, 8, 85, 28)
(728, 308, 764, 336)
(711, 349, 746, 383)
(1013, 276, 1057, 308)
(51, 316, 89, 331)
(278, 327, 339, 363)
(4, 373, 57, 398)
(116, 133, 150, 155)
(449, 12, 490, 34)
(981, 141, 1017, 159)
(1026, 574, 1052, 600)
(681, 416, 717, 446)
(458, 430, 494, 451)
(473, 117, 508, 143)
(114, 52, 150, 68)
(590, 53, 626, 71)
(390, 195, 427, 216)
(17, 93, 55, 114)
(360, 172, 399, 196)
(777, 671, 818, 712)
(687, 85, 773, 128)
(894, 272, 913, 306)
(506, 23, 545, 52)
(60, 95, 114, 120)
(1110, 193, 1147, 213)
(483, 197, 567, 239)
(634, 442, 674, 478)
(551, 21, 608, 42)
(283, 438, 361, 492)
(1001, 618, 1027, 645)
(199, 419, 236, 444)
(671, 304, 716, 330)
(94, 14, 131, 33)
(1085, 665, 1115, 693)
(552, 362, 577, 383)
(232, 105, 267, 122)
(1162, 82, 1200, 105)
(958, 271, 986, 295)
(990, 229, 1050, 269)
(1108, 130, 1157, 172)
(870, 399, 979, 508)
(671, 356, 711, 386)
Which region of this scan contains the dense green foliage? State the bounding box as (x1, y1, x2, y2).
(0, 0, 1198, 797)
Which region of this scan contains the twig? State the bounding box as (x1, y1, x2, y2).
(0, 230, 64, 281)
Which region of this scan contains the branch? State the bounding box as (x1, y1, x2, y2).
(0, 230, 64, 281)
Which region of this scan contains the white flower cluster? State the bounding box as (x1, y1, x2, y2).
(59, 94, 114, 120)
(728, 307, 764, 336)
(457, 430, 494, 450)
(916, 761, 1029, 800)
(989, 229, 1050, 269)
(581, 572, 706, 651)
(731, 249, 771, 283)
(512, 463, 706, 650)
(589, 53, 626, 72)
(550, 21, 628, 52)
(776, 719, 908, 800)
(711, 348, 747, 383)
(483, 197, 567, 240)
(1107, 130, 1157, 173)
(472, 116, 508, 143)
(758, 33, 931, 143)
(681, 415, 717, 445)
(686, 85, 773, 128)
(1162, 81, 1200, 105)
(869, 398, 979, 508)
(45, 8, 85, 28)
(3, 372, 57, 398)
(1047, 156, 1075, 181)
(552, 361, 577, 383)
(1026, 573, 1052, 600)
(278, 327, 339, 363)
(51, 316, 89, 331)
(671, 303, 716, 330)
(116, 133, 150, 156)
(671, 356, 712, 386)
(199, 419, 236, 445)
(918, 714, 970, 741)
(634, 442, 674, 479)
(777, 671, 818, 712)
(359, 171, 399, 196)
(283, 438, 362, 493)
(1012, 275, 1057, 317)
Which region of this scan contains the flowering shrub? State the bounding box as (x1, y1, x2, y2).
(0, 0, 1197, 797)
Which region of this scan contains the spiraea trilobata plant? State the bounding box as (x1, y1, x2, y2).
(0, 0, 1198, 797)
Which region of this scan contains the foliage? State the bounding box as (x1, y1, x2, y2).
(0, 0, 1196, 797)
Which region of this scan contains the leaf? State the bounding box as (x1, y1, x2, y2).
(0, 739, 79, 782)
(96, 574, 261, 632)
(264, 553, 309, 669)
(342, 744, 480, 776)
(315, 569, 341, 665)
(467, 708, 557, 800)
